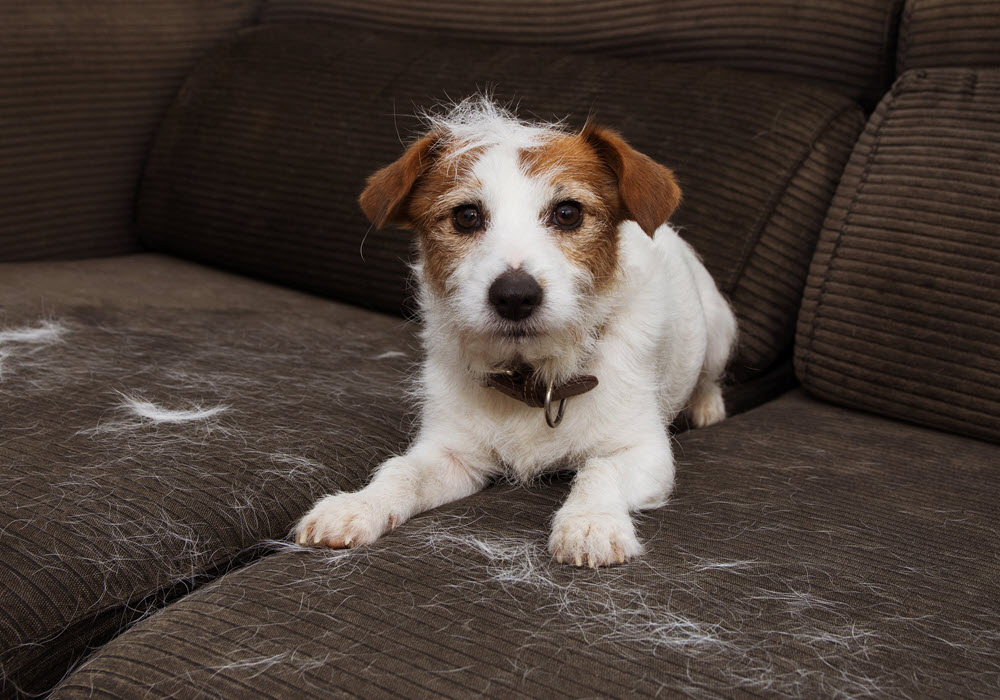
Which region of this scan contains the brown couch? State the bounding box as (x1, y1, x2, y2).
(1, 1, 998, 697)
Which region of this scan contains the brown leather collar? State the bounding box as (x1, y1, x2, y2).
(484, 366, 599, 409)
(483, 323, 604, 427)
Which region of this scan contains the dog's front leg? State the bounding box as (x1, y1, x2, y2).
(549, 433, 675, 567)
(295, 439, 490, 548)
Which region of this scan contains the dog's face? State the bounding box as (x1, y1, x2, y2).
(360, 102, 680, 376)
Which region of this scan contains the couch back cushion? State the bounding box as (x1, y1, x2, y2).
(796, 68, 1000, 443)
(897, 0, 1000, 74)
(0, 0, 259, 263)
(137, 23, 865, 382)
(262, 0, 902, 108)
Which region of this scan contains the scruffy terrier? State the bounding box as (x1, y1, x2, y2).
(296, 97, 736, 567)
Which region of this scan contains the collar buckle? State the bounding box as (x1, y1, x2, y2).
(543, 379, 566, 428)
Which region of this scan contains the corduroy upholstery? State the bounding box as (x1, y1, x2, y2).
(0, 252, 797, 697)
(796, 68, 1000, 443)
(51, 391, 1000, 698)
(0, 255, 416, 695)
(897, 0, 1000, 73)
(137, 23, 864, 382)
(0, 1, 260, 263)
(3, 3, 1000, 698)
(261, 0, 903, 107)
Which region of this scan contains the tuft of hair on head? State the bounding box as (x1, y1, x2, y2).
(359, 93, 569, 230)
(419, 93, 567, 163)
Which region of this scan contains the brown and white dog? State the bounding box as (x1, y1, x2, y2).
(295, 97, 736, 567)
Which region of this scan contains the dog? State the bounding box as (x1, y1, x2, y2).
(295, 97, 737, 567)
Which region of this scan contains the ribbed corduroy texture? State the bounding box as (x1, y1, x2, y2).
(0, 255, 415, 696)
(137, 23, 864, 381)
(261, 0, 902, 107)
(53, 391, 1000, 698)
(0, 252, 790, 697)
(897, 0, 1000, 73)
(0, 1, 259, 263)
(797, 68, 1000, 443)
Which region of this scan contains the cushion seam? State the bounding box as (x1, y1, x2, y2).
(896, 0, 920, 76)
(801, 76, 909, 389)
(877, 0, 906, 99)
(725, 100, 862, 296)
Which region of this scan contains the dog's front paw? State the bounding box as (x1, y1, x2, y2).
(549, 507, 642, 568)
(294, 491, 401, 548)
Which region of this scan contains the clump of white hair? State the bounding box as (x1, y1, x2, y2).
(420, 93, 569, 163)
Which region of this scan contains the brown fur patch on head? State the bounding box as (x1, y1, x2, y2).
(358, 132, 484, 297)
(519, 134, 624, 292)
(404, 144, 486, 296)
(581, 123, 681, 237)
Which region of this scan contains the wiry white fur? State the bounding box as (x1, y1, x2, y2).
(297, 99, 738, 567)
(420, 95, 564, 167)
(0, 320, 65, 345)
(77, 392, 231, 436)
(119, 395, 228, 424)
(0, 320, 65, 381)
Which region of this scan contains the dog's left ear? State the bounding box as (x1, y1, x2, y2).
(359, 131, 440, 229)
(583, 123, 681, 237)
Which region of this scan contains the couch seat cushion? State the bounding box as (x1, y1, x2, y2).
(53, 390, 1000, 698)
(138, 23, 865, 382)
(0, 254, 416, 695)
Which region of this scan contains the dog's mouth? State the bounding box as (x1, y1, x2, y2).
(492, 324, 540, 341)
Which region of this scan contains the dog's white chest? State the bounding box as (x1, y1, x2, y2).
(471, 393, 591, 478)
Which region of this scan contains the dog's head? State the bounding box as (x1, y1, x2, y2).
(360, 98, 680, 378)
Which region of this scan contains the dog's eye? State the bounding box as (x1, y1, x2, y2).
(452, 205, 482, 233)
(552, 201, 582, 230)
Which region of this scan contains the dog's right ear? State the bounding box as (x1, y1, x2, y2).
(359, 132, 440, 229)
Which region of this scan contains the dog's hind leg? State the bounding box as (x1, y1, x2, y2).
(687, 373, 727, 429)
(682, 244, 737, 429)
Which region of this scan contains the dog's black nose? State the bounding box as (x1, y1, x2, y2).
(488, 269, 543, 321)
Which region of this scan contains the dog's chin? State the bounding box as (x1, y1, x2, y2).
(493, 326, 539, 342)
(468, 320, 580, 372)
(491, 316, 565, 348)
